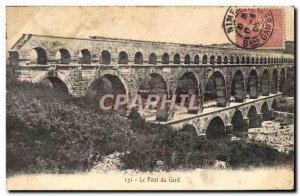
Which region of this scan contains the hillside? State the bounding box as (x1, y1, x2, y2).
(6, 79, 294, 175)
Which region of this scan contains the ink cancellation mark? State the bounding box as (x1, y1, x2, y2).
(223, 6, 275, 49)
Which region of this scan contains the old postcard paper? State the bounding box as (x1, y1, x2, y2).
(6, 6, 295, 191)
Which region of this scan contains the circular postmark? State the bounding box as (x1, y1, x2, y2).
(223, 7, 274, 49)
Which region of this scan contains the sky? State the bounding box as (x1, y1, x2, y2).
(6, 6, 294, 50)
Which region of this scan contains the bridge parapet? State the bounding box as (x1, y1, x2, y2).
(156, 94, 282, 139)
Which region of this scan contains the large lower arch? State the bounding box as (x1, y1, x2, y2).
(279, 68, 285, 92)
(231, 70, 244, 102)
(33, 71, 73, 94)
(247, 70, 258, 99)
(138, 73, 168, 94)
(86, 74, 128, 116)
(181, 124, 198, 137)
(260, 102, 269, 121)
(231, 110, 244, 138)
(204, 71, 227, 107)
(248, 105, 259, 128)
(138, 73, 168, 108)
(272, 99, 278, 111)
(39, 77, 69, 94)
(271, 69, 278, 94)
(175, 72, 199, 112)
(261, 69, 270, 96)
(206, 116, 226, 139)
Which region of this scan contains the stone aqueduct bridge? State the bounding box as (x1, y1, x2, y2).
(9, 34, 294, 139)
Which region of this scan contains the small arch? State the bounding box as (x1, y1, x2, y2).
(251, 57, 255, 64)
(246, 56, 250, 64)
(101, 50, 111, 65)
(206, 116, 226, 139)
(260, 57, 264, 64)
(194, 55, 200, 64)
(162, 52, 169, 64)
(230, 56, 234, 64)
(248, 105, 258, 128)
(79, 49, 91, 64)
(210, 55, 215, 65)
(30, 47, 47, 65)
(231, 110, 244, 138)
(261, 102, 269, 121)
(149, 53, 157, 65)
(261, 69, 270, 96)
(184, 54, 191, 64)
(134, 52, 143, 64)
(217, 55, 222, 64)
(55, 48, 70, 64)
(264, 57, 267, 64)
(267, 57, 271, 64)
(174, 53, 181, 64)
(224, 56, 228, 64)
(236, 56, 240, 64)
(255, 57, 259, 64)
(118, 51, 128, 64)
(241, 56, 245, 64)
(202, 55, 208, 64)
(271, 58, 274, 64)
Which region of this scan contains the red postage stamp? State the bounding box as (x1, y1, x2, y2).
(223, 7, 285, 49)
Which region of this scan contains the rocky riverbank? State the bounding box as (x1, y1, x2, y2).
(248, 120, 294, 153)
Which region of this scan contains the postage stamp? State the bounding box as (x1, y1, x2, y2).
(223, 6, 285, 49)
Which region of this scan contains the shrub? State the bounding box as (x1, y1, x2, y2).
(122, 130, 294, 171)
(7, 80, 133, 175)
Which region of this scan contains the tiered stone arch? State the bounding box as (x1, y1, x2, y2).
(32, 71, 74, 94)
(279, 67, 286, 92)
(87, 69, 130, 98)
(205, 115, 226, 139)
(231, 69, 244, 102)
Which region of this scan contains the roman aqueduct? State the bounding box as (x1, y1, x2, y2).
(9, 34, 294, 139)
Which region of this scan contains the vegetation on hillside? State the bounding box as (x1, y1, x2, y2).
(6, 78, 294, 175)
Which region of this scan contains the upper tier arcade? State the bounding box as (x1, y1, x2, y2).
(9, 34, 294, 67)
